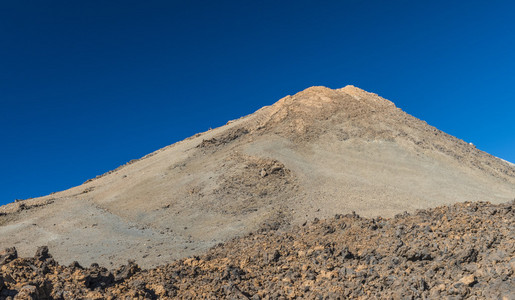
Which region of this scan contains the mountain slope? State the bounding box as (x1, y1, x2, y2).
(1, 86, 514, 267)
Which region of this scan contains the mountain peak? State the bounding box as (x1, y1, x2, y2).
(296, 84, 366, 95)
(340, 85, 373, 97)
(284, 85, 396, 111)
(251, 85, 397, 137)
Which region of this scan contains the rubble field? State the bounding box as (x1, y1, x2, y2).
(1, 200, 513, 299)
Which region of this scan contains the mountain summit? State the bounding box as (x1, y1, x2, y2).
(1, 86, 514, 267)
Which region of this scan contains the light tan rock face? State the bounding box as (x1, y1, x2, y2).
(0, 85, 514, 267)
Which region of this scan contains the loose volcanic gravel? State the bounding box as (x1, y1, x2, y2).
(1, 200, 514, 299)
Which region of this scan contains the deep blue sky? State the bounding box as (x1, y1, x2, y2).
(1, 1, 514, 205)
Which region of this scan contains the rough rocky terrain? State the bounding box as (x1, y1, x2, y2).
(1, 200, 513, 299)
(1, 86, 514, 267)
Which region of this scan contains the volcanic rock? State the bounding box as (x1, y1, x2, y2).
(0, 200, 513, 299)
(0, 248, 17, 266)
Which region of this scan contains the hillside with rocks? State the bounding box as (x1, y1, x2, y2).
(1, 200, 513, 299)
(0, 86, 514, 268)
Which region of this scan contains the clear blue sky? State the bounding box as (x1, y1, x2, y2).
(1, 1, 514, 205)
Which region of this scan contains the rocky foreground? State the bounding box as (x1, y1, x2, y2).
(1, 200, 514, 299)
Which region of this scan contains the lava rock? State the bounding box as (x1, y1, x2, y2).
(0, 247, 17, 266)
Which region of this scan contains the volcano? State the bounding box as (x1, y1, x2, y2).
(1, 86, 513, 267)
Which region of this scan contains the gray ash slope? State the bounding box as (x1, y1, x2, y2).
(0, 85, 514, 268)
